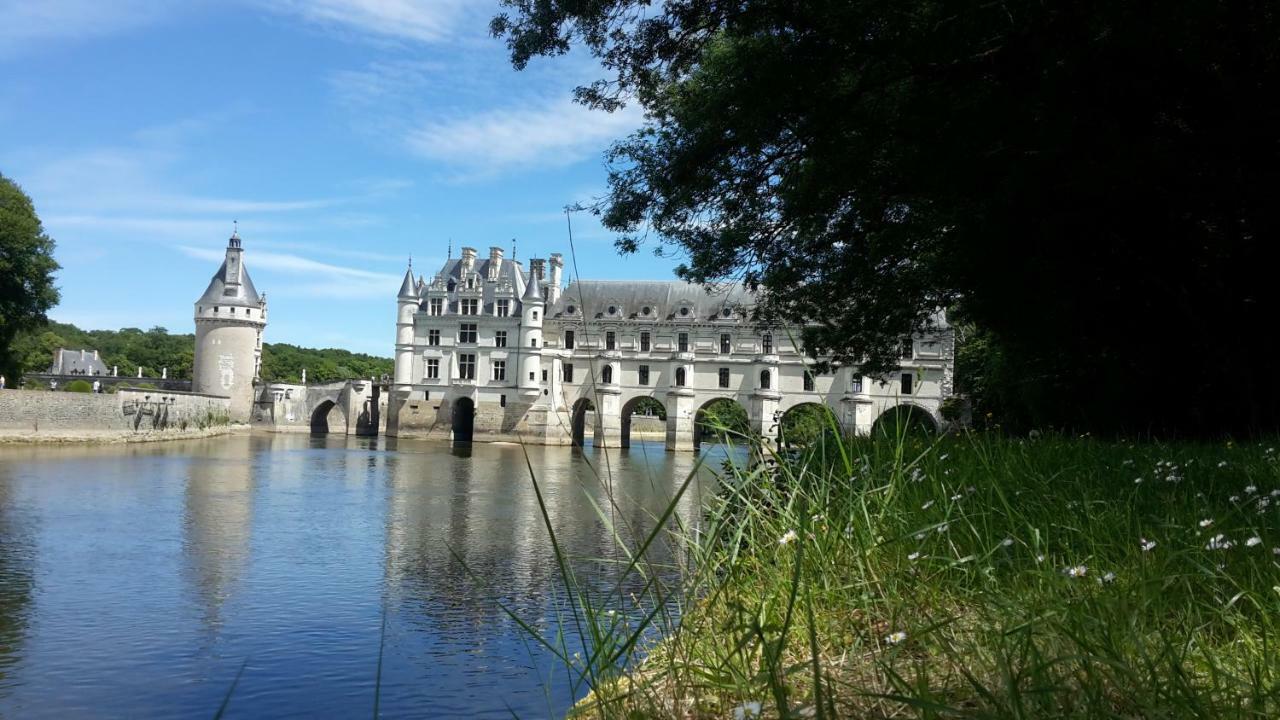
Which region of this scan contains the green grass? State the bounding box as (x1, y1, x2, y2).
(512, 429, 1280, 718)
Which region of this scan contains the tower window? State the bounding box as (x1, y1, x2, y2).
(718, 368, 730, 388)
(851, 375, 864, 394)
(495, 330, 507, 348)
(677, 332, 689, 353)
(541, 369, 548, 382)
(759, 370, 771, 390)
(563, 363, 574, 383)
(500, 394, 507, 408)
(532, 310, 539, 321)
(601, 365, 613, 384)
(639, 365, 650, 385)
(900, 337, 914, 359)
(675, 367, 686, 386)
(901, 373, 913, 395)
(428, 329, 440, 346)
(640, 332, 650, 352)
(564, 330, 575, 349)
(530, 337, 538, 348)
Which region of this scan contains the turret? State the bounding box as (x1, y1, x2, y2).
(518, 261, 545, 394)
(394, 263, 418, 391)
(192, 229, 268, 421)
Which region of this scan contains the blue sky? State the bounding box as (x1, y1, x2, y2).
(0, 0, 680, 355)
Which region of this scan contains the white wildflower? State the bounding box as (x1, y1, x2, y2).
(939, 453, 950, 461)
(1199, 518, 1214, 528)
(1229, 495, 1241, 504)
(950, 493, 963, 501)
(1036, 554, 1046, 563)
(1065, 565, 1088, 578)
(778, 530, 799, 546)
(1246, 485, 1258, 495)
(1134, 477, 1144, 484)
(914, 532, 927, 541)
(733, 701, 763, 720)
(936, 523, 950, 534)
(908, 552, 921, 561)
(1000, 538, 1014, 548)
(1218, 460, 1229, 468)
(1271, 489, 1280, 497)
(885, 630, 908, 646)
(1140, 538, 1157, 552)
(1205, 534, 1233, 551)
(1246, 536, 1262, 547)
(921, 500, 934, 510)
(1098, 571, 1116, 584)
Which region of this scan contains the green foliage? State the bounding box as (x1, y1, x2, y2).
(695, 398, 749, 441)
(0, 173, 60, 379)
(494, 1, 1280, 435)
(778, 403, 837, 447)
(516, 432, 1280, 718)
(8, 321, 392, 384)
(63, 379, 93, 393)
(629, 396, 666, 420)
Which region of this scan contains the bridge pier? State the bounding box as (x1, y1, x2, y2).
(664, 389, 697, 452)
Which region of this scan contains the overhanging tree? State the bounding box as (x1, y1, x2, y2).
(0, 173, 60, 380)
(493, 0, 1280, 435)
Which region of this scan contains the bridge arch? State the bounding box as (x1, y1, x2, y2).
(871, 403, 939, 438)
(694, 396, 750, 449)
(451, 397, 475, 443)
(310, 399, 346, 434)
(619, 395, 666, 448)
(778, 402, 839, 448)
(570, 397, 596, 447)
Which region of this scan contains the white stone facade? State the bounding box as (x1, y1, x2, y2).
(389, 247, 953, 449)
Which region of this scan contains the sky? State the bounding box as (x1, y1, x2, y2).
(0, 0, 680, 356)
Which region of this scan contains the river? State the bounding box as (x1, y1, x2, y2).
(0, 433, 730, 718)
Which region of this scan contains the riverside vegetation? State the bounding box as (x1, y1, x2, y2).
(516, 425, 1280, 719)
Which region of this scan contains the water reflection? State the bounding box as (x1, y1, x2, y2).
(0, 434, 730, 719)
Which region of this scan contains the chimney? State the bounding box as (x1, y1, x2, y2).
(548, 253, 564, 305)
(93, 350, 99, 361)
(488, 246, 504, 280)
(460, 246, 477, 276)
(530, 258, 546, 283)
(80, 349, 86, 361)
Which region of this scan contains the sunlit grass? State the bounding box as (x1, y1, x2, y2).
(503, 425, 1280, 718)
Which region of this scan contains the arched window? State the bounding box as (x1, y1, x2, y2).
(760, 370, 771, 390)
(675, 367, 686, 386)
(601, 365, 614, 384)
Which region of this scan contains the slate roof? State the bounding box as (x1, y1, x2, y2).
(197, 246, 263, 308)
(548, 280, 756, 321)
(49, 348, 110, 375)
(432, 257, 529, 296)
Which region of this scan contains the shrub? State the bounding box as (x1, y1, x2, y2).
(63, 379, 93, 393)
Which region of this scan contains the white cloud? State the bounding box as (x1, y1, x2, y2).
(262, 0, 477, 44)
(0, 0, 179, 56)
(406, 97, 643, 177)
(178, 245, 403, 299)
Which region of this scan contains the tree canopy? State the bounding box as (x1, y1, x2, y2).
(0, 173, 60, 380)
(493, 1, 1280, 435)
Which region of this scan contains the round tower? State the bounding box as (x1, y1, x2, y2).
(193, 230, 267, 421)
(394, 264, 418, 393)
(518, 260, 545, 395)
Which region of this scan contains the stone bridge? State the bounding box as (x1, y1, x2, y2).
(253, 379, 386, 435)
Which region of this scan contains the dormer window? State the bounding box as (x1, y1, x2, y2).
(566, 304, 576, 315)
(447, 280, 456, 292)
(607, 305, 618, 316)
(641, 306, 652, 316)
(679, 307, 690, 317)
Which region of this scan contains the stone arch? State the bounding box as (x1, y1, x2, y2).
(694, 396, 750, 449)
(452, 396, 475, 443)
(620, 394, 666, 448)
(571, 397, 595, 447)
(871, 403, 939, 438)
(779, 402, 839, 447)
(310, 399, 345, 434)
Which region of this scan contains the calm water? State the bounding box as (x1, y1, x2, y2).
(0, 433, 727, 719)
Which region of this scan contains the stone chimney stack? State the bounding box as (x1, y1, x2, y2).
(460, 247, 477, 276)
(530, 258, 546, 283)
(488, 246, 504, 280)
(80, 349, 86, 361)
(93, 350, 99, 361)
(548, 253, 564, 305)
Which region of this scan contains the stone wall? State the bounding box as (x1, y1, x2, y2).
(0, 388, 234, 441)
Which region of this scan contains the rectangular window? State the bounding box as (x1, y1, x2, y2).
(639, 331, 650, 352)
(460, 298, 478, 315)
(804, 371, 815, 392)
(563, 363, 574, 383)
(427, 329, 440, 346)
(425, 358, 439, 380)
(492, 360, 506, 382)
(851, 375, 863, 394)
(541, 369, 548, 382)
(606, 331, 616, 350)
(495, 330, 507, 348)
(677, 332, 689, 353)
(900, 337, 914, 359)
(718, 368, 730, 388)
(459, 324, 477, 344)
(530, 337, 538, 348)
(458, 354, 476, 380)
(639, 365, 650, 385)
(429, 297, 443, 316)
(500, 394, 507, 408)
(762, 333, 773, 354)
(496, 299, 510, 317)
(901, 372, 913, 395)
(564, 330, 575, 349)
(720, 334, 731, 354)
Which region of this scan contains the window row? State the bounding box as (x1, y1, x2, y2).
(561, 331, 773, 353)
(425, 297, 513, 317)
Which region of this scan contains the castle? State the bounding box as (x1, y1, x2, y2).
(192, 231, 267, 421)
(387, 246, 953, 448)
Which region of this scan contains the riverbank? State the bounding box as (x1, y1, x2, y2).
(0, 423, 249, 445)
(554, 433, 1280, 718)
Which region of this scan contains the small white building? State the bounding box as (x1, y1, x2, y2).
(388, 246, 954, 449)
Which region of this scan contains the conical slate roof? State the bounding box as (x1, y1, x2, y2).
(398, 267, 417, 299)
(521, 268, 544, 303)
(197, 245, 263, 308)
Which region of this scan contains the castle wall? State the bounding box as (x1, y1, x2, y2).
(0, 388, 235, 441)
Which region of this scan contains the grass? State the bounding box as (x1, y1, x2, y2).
(509, 427, 1280, 718)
